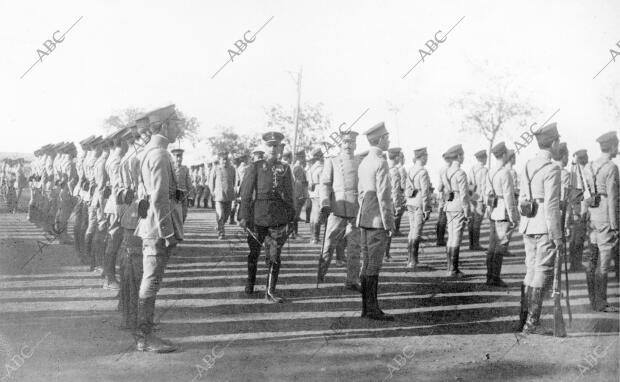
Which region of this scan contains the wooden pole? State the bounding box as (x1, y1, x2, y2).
(292, 67, 302, 157)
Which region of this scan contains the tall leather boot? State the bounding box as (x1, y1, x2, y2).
(436, 211, 446, 246)
(229, 207, 236, 224)
(468, 222, 475, 250)
(451, 247, 464, 278)
(135, 297, 176, 353)
(245, 257, 258, 295)
(595, 273, 619, 312)
(365, 275, 394, 321)
(360, 275, 368, 318)
(446, 247, 453, 276)
(493, 248, 507, 287)
(522, 287, 551, 335)
(305, 206, 311, 223)
(485, 250, 494, 284)
(406, 241, 414, 269)
(514, 284, 529, 332)
(265, 263, 284, 303)
(85, 233, 95, 271)
(585, 267, 596, 310)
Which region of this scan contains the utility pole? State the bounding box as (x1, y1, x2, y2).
(290, 67, 302, 157)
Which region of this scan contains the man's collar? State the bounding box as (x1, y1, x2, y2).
(150, 134, 170, 149)
(537, 150, 553, 160)
(369, 146, 383, 156)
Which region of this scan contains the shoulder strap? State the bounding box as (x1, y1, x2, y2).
(445, 169, 458, 192)
(409, 168, 424, 187)
(487, 163, 507, 194)
(525, 161, 552, 200)
(139, 147, 163, 190)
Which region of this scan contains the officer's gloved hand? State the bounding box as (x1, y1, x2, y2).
(553, 239, 565, 254)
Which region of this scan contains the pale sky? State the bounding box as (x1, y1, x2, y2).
(1, 0, 619, 177)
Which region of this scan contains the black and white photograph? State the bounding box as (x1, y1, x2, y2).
(0, 0, 619, 381)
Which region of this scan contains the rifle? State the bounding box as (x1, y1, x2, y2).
(553, 171, 571, 338)
(316, 222, 329, 288)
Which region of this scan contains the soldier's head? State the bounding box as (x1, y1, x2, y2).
(364, 122, 389, 151)
(573, 149, 588, 165)
(414, 147, 428, 166)
(507, 149, 516, 165)
(253, 149, 264, 162)
(491, 142, 509, 164)
(339, 131, 358, 156)
(553, 142, 568, 166)
(172, 149, 184, 167)
(596, 131, 618, 158)
(282, 150, 292, 163)
(262, 131, 284, 161)
(218, 151, 229, 164)
(534, 122, 560, 153)
(295, 150, 306, 166)
(443, 144, 464, 165)
(311, 147, 324, 163)
(474, 150, 487, 165)
(387, 147, 401, 163)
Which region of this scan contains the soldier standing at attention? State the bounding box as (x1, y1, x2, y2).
(171, 149, 192, 223)
(582, 131, 619, 313)
(291, 149, 308, 239)
(92, 137, 111, 275)
(134, 106, 184, 352)
(388, 148, 405, 241)
(441, 144, 470, 278)
(518, 123, 563, 334)
(485, 142, 519, 288)
(317, 131, 362, 291)
(102, 129, 127, 290)
(211, 151, 236, 239)
(436, 154, 451, 247)
(357, 122, 395, 321)
(569, 149, 589, 272)
(308, 148, 325, 244)
(468, 149, 488, 251)
(238, 132, 295, 303)
(405, 147, 432, 270)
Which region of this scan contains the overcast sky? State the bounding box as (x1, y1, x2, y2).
(1, 0, 618, 176)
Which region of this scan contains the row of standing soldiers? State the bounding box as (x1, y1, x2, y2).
(1, 158, 27, 213)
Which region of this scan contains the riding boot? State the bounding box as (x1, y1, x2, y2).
(245, 257, 258, 295)
(360, 275, 368, 318)
(595, 273, 619, 312)
(522, 287, 551, 335)
(406, 241, 415, 269)
(451, 247, 464, 278)
(365, 275, 394, 321)
(265, 263, 283, 303)
(485, 249, 494, 284)
(514, 284, 529, 332)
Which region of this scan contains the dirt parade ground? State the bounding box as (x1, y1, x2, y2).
(0, 207, 617, 382)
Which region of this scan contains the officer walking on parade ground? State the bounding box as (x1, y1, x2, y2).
(441, 144, 470, 278)
(292, 149, 308, 239)
(468, 149, 488, 251)
(134, 105, 184, 352)
(308, 147, 325, 244)
(569, 149, 589, 272)
(583, 131, 619, 313)
(405, 147, 432, 270)
(517, 123, 562, 335)
(171, 149, 193, 223)
(211, 150, 236, 239)
(485, 142, 519, 288)
(238, 131, 295, 303)
(357, 122, 395, 321)
(317, 130, 362, 292)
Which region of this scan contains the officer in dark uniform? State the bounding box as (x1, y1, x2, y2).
(238, 132, 296, 303)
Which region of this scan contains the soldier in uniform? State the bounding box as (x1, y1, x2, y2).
(206, 161, 215, 208)
(388, 148, 405, 242)
(55, 142, 79, 244)
(83, 136, 103, 271)
(468, 149, 488, 251)
(211, 151, 236, 239)
(238, 131, 295, 303)
(171, 149, 192, 223)
(73, 137, 95, 263)
(569, 149, 589, 272)
(118, 124, 144, 330)
(308, 148, 325, 244)
(317, 131, 361, 291)
(518, 123, 563, 334)
(441, 144, 470, 277)
(582, 131, 619, 313)
(357, 122, 394, 321)
(102, 128, 129, 290)
(194, 164, 205, 208)
(134, 105, 184, 352)
(291, 150, 308, 239)
(92, 137, 111, 275)
(405, 147, 432, 270)
(436, 154, 451, 246)
(485, 142, 519, 287)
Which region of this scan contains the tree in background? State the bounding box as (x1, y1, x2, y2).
(264, 103, 332, 154)
(605, 81, 620, 123)
(451, 74, 540, 167)
(204, 126, 261, 158)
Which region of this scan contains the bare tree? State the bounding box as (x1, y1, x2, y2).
(451, 81, 539, 167)
(605, 82, 620, 122)
(102, 107, 144, 131)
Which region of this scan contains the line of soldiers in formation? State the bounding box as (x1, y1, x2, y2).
(24, 102, 619, 352)
(0, 158, 28, 213)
